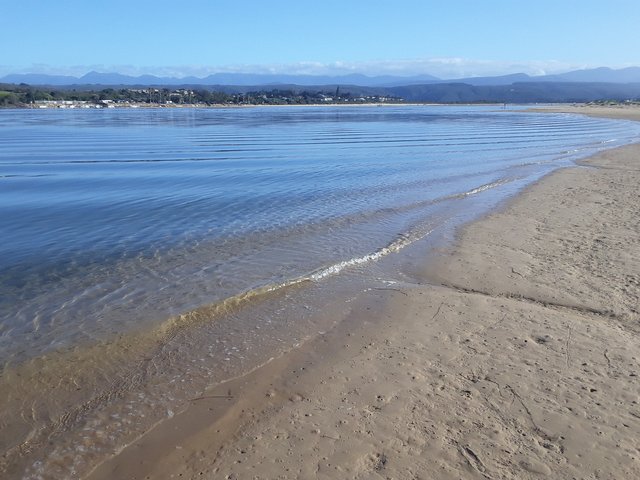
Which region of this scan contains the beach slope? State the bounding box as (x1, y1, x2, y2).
(89, 142, 640, 479)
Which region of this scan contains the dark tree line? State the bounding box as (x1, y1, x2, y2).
(0, 84, 401, 107)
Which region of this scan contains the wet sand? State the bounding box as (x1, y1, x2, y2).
(88, 109, 640, 479)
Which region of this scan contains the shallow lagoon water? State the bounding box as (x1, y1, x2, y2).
(3, 105, 639, 363)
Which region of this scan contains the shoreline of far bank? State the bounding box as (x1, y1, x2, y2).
(528, 103, 640, 121)
(5, 101, 504, 110)
(1, 100, 638, 111)
(84, 109, 640, 479)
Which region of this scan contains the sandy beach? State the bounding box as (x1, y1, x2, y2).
(82, 108, 639, 479)
(528, 103, 640, 121)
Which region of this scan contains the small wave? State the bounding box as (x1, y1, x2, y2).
(300, 178, 513, 285)
(155, 175, 514, 334)
(0, 173, 55, 178)
(308, 230, 430, 281)
(440, 178, 513, 201)
(162, 228, 435, 335)
(463, 180, 509, 196)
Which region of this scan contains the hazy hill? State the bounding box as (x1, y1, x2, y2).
(441, 73, 532, 86)
(0, 73, 80, 85)
(203, 81, 640, 103)
(3, 67, 640, 88)
(547, 66, 640, 83)
(388, 82, 640, 103)
(0, 71, 441, 87)
(434, 68, 640, 86)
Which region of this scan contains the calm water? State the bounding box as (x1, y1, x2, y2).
(2, 106, 639, 363)
(1, 106, 639, 478)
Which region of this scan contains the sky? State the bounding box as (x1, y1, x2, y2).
(2, 0, 639, 78)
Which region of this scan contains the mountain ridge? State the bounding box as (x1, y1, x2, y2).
(3, 67, 640, 88)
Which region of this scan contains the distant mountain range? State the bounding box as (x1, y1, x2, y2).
(3, 67, 640, 104)
(0, 71, 440, 87)
(386, 82, 640, 103)
(436, 67, 640, 86)
(3, 66, 640, 88)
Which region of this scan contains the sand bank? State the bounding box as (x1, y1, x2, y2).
(529, 103, 640, 121)
(88, 122, 640, 479)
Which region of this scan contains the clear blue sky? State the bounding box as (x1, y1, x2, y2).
(2, 0, 639, 78)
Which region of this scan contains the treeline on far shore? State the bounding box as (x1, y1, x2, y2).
(3, 81, 640, 107)
(0, 84, 401, 107)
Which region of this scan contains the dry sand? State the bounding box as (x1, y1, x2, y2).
(88, 109, 640, 480)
